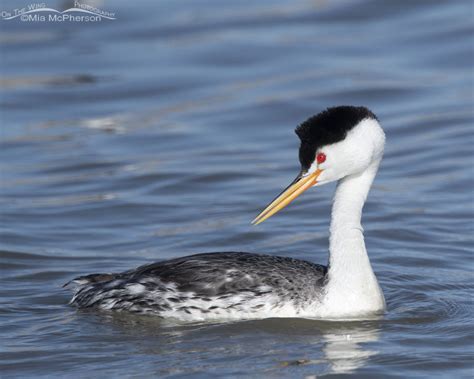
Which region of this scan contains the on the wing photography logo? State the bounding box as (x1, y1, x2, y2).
(1, 1, 116, 22)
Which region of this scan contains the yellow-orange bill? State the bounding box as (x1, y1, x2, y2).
(252, 169, 323, 225)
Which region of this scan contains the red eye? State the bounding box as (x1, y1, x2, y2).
(317, 152, 326, 164)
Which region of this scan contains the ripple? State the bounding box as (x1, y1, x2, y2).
(0, 74, 97, 89)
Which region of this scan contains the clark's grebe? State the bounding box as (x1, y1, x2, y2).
(66, 106, 386, 321)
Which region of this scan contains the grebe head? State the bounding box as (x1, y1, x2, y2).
(252, 106, 385, 225)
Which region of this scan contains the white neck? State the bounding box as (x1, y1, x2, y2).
(319, 160, 385, 317)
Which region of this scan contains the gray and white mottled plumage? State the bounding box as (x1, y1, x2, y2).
(66, 252, 327, 321)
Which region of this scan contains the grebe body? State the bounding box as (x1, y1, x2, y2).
(67, 106, 386, 321)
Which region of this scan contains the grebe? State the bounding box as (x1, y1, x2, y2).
(66, 106, 386, 321)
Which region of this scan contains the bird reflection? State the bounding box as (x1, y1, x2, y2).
(93, 312, 381, 376)
(321, 322, 380, 374)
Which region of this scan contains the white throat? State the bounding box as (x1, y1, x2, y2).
(319, 159, 386, 317)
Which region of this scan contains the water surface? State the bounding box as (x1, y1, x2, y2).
(1, 0, 473, 377)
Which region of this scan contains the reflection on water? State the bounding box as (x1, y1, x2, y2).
(322, 324, 379, 375)
(89, 312, 382, 376)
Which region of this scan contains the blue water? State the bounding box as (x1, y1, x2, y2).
(1, 0, 473, 377)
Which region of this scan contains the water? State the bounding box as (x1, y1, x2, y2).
(1, 0, 473, 377)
